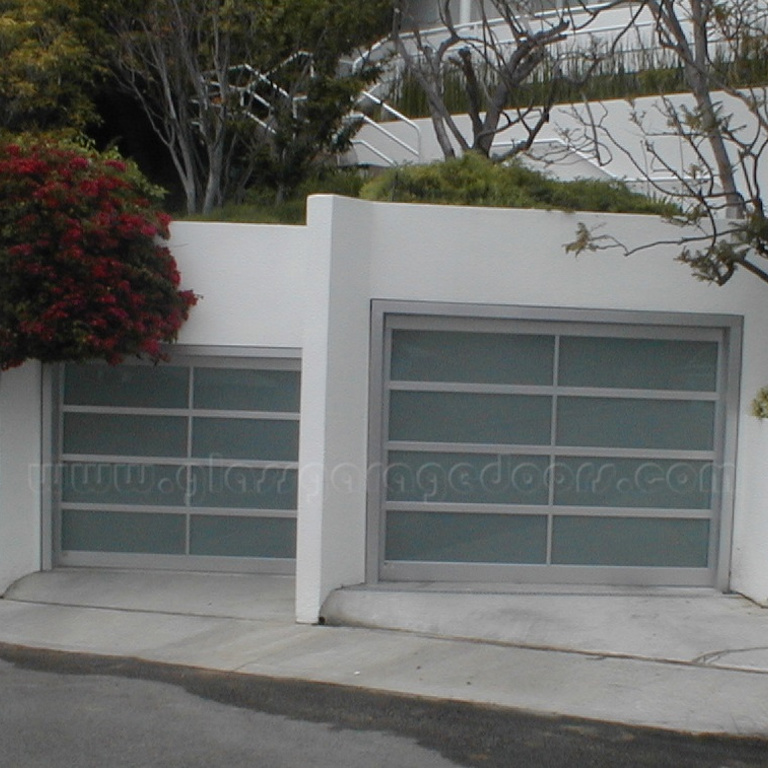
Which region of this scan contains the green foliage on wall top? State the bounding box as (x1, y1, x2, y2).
(360, 153, 681, 215)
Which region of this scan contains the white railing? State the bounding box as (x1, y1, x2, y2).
(502, 136, 714, 199)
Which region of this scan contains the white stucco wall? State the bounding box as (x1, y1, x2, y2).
(309, 196, 768, 611)
(295, 197, 376, 622)
(169, 221, 308, 349)
(2, 198, 768, 615)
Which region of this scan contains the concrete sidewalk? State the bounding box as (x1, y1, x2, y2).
(2, 569, 768, 738)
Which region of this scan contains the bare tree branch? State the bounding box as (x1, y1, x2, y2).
(562, 0, 768, 288)
(391, 0, 629, 160)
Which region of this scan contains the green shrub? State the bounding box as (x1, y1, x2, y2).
(388, 42, 768, 120)
(752, 386, 768, 419)
(296, 166, 369, 199)
(360, 153, 680, 215)
(184, 167, 369, 224)
(185, 155, 678, 222)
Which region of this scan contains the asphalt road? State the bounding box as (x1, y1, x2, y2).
(0, 644, 766, 768)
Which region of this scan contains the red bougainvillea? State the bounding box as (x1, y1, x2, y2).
(0, 137, 197, 369)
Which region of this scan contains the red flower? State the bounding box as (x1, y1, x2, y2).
(9, 243, 34, 258)
(79, 179, 100, 196)
(0, 138, 196, 370)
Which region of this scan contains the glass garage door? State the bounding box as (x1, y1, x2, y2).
(55, 356, 299, 573)
(372, 308, 739, 586)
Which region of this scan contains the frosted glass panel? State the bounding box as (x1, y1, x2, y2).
(391, 330, 554, 384)
(389, 391, 551, 445)
(552, 516, 710, 567)
(189, 466, 297, 510)
(62, 463, 188, 506)
(194, 368, 300, 412)
(64, 364, 189, 408)
(61, 510, 185, 554)
(386, 451, 549, 505)
(192, 418, 299, 461)
(559, 337, 718, 391)
(557, 398, 715, 450)
(190, 515, 296, 558)
(385, 512, 547, 563)
(552, 457, 712, 509)
(63, 414, 188, 457)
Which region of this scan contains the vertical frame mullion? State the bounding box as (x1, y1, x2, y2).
(379, 325, 394, 576)
(50, 364, 65, 567)
(714, 321, 742, 590)
(707, 332, 726, 580)
(185, 366, 194, 556)
(366, 302, 389, 583)
(546, 335, 560, 566)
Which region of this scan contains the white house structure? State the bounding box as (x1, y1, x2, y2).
(2, 195, 768, 623)
(351, 0, 764, 197)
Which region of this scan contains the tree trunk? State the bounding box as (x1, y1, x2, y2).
(648, 0, 744, 218)
(202, 146, 224, 216)
(688, 0, 744, 217)
(431, 114, 458, 159)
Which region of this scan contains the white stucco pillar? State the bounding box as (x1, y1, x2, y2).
(294, 196, 374, 623)
(0, 362, 44, 593)
(730, 399, 768, 606)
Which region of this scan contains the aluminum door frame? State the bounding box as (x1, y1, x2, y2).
(366, 300, 742, 588)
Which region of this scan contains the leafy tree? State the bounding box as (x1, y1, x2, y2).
(0, 136, 196, 369)
(0, 0, 102, 132)
(99, 0, 389, 214)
